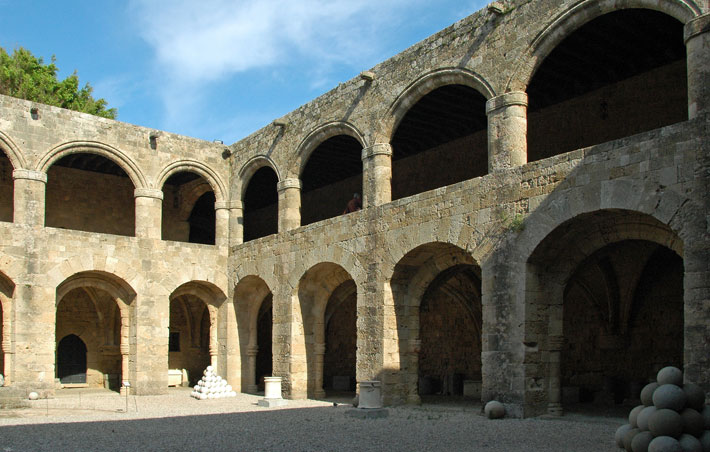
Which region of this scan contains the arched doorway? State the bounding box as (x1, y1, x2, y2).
(0, 151, 13, 222)
(57, 334, 87, 384)
(162, 172, 217, 245)
(242, 167, 278, 242)
(525, 210, 684, 416)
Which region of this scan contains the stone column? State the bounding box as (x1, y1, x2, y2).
(227, 200, 244, 247)
(134, 188, 163, 239)
(214, 201, 230, 247)
(246, 345, 259, 393)
(407, 339, 421, 404)
(313, 342, 326, 399)
(361, 143, 392, 208)
(685, 14, 710, 119)
(1, 300, 12, 385)
(547, 336, 565, 416)
(120, 309, 130, 395)
(209, 307, 218, 368)
(12, 170, 46, 226)
(486, 92, 528, 172)
(277, 178, 301, 232)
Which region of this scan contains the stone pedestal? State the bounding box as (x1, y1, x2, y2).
(258, 376, 288, 407)
(277, 179, 301, 232)
(358, 380, 382, 409)
(486, 92, 528, 172)
(361, 144, 392, 208)
(685, 14, 710, 119)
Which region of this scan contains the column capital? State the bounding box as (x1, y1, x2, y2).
(12, 169, 47, 183)
(218, 199, 243, 210)
(361, 143, 392, 160)
(276, 178, 301, 192)
(247, 345, 259, 356)
(133, 188, 163, 200)
(684, 13, 710, 44)
(485, 91, 528, 114)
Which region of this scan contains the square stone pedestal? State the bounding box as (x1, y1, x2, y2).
(258, 398, 288, 407)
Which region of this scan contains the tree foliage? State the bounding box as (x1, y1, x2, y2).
(0, 47, 116, 119)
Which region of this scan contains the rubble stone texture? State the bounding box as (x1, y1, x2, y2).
(0, 0, 708, 419)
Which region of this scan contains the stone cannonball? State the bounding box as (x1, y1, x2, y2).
(648, 436, 682, 452)
(642, 383, 660, 407)
(639, 407, 659, 431)
(682, 384, 705, 412)
(699, 431, 710, 452)
(657, 367, 684, 387)
(630, 405, 646, 428)
(28, 391, 39, 401)
(632, 431, 654, 452)
(484, 400, 505, 419)
(702, 406, 710, 430)
(617, 424, 634, 448)
(678, 434, 702, 452)
(649, 409, 684, 438)
(681, 408, 705, 437)
(624, 428, 641, 451)
(654, 384, 688, 412)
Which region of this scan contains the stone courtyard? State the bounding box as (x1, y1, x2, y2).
(0, 0, 709, 422)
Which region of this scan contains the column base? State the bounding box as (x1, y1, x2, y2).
(547, 402, 563, 416)
(314, 389, 326, 399)
(407, 394, 421, 405)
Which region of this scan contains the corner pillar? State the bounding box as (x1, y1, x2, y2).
(227, 200, 244, 247)
(12, 170, 46, 226)
(277, 179, 301, 233)
(361, 143, 392, 208)
(214, 201, 231, 248)
(134, 188, 163, 239)
(685, 14, 710, 119)
(486, 92, 528, 172)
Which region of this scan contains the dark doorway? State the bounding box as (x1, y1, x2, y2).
(57, 334, 87, 384)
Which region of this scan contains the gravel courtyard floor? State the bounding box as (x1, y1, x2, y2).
(0, 388, 623, 451)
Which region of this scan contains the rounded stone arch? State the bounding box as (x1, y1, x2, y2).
(377, 68, 495, 143)
(286, 245, 367, 294)
(171, 280, 227, 309)
(156, 160, 227, 204)
(45, 255, 145, 300)
(233, 275, 273, 336)
(36, 141, 147, 190)
(289, 121, 367, 179)
(236, 155, 282, 201)
(506, 0, 701, 92)
(0, 131, 27, 170)
(57, 271, 137, 308)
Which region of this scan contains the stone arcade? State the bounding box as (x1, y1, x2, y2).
(0, 0, 708, 417)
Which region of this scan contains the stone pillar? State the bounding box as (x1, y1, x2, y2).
(209, 307, 218, 368)
(685, 14, 710, 119)
(12, 170, 46, 226)
(486, 92, 528, 172)
(227, 200, 244, 247)
(277, 178, 301, 232)
(246, 345, 259, 393)
(547, 336, 565, 416)
(134, 188, 163, 239)
(1, 300, 12, 385)
(407, 339, 421, 404)
(361, 143, 392, 208)
(313, 342, 326, 399)
(120, 309, 130, 395)
(214, 201, 230, 247)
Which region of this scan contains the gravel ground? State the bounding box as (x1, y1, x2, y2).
(0, 388, 623, 451)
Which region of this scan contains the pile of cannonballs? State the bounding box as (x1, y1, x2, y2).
(190, 366, 237, 400)
(615, 366, 709, 452)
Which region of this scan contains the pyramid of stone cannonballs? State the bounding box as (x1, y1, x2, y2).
(614, 366, 710, 452)
(190, 365, 237, 400)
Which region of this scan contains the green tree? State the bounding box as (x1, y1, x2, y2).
(0, 46, 116, 119)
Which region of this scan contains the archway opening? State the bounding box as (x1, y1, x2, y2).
(169, 295, 212, 386)
(243, 166, 278, 242)
(297, 263, 356, 399)
(0, 152, 13, 222)
(323, 280, 357, 394)
(525, 209, 684, 416)
(57, 334, 87, 384)
(162, 172, 216, 245)
(46, 153, 135, 236)
(300, 135, 363, 225)
(391, 85, 488, 200)
(527, 9, 686, 162)
(388, 242, 481, 405)
(255, 295, 272, 391)
(562, 241, 683, 408)
(56, 287, 123, 390)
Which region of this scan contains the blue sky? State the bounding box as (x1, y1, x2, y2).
(1, 1, 487, 144)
